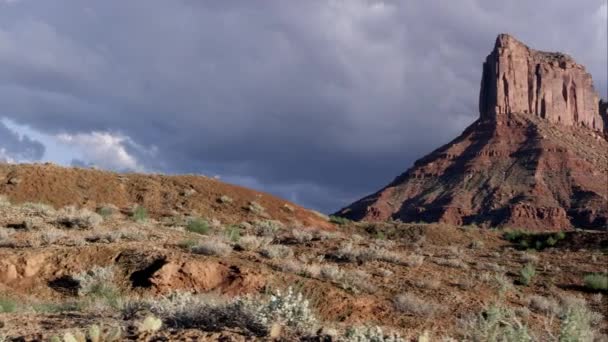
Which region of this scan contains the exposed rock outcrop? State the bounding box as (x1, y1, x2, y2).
(337, 34, 608, 230)
(480, 34, 605, 133)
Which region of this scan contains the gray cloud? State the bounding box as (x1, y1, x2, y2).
(0, 121, 45, 161)
(0, 0, 605, 212)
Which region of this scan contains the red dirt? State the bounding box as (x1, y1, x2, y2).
(0, 162, 332, 229)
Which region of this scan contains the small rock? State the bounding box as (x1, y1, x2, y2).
(7, 177, 21, 185)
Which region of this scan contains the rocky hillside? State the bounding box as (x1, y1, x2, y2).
(336, 34, 608, 230)
(0, 163, 331, 229)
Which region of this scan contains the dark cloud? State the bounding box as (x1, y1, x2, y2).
(0, 121, 45, 161)
(0, 0, 605, 212)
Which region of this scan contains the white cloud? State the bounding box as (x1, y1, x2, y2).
(56, 132, 145, 171)
(0, 148, 15, 163)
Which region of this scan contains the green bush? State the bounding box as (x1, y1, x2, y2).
(0, 297, 17, 313)
(503, 230, 527, 241)
(97, 206, 115, 219)
(583, 273, 608, 291)
(519, 263, 536, 286)
(463, 305, 532, 342)
(504, 230, 567, 250)
(186, 218, 210, 235)
(226, 225, 241, 242)
(178, 239, 198, 249)
(132, 206, 148, 222)
(329, 215, 351, 226)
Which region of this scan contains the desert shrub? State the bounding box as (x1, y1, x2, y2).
(191, 240, 232, 257)
(463, 305, 532, 342)
(519, 252, 539, 263)
(528, 295, 560, 316)
(21, 202, 56, 216)
(97, 206, 116, 219)
(493, 273, 514, 295)
(260, 245, 293, 259)
(393, 293, 440, 316)
(57, 206, 103, 229)
(218, 195, 233, 204)
(319, 264, 344, 282)
(583, 273, 608, 291)
(291, 229, 314, 243)
(32, 300, 85, 314)
(41, 230, 67, 245)
(504, 230, 567, 250)
(362, 247, 405, 264)
(72, 266, 120, 308)
(251, 287, 317, 332)
(122, 287, 316, 336)
(186, 217, 209, 235)
(138, 315, 163, 333)
(237, 235, 271, 252)
(0, 297, 17, 313)
(276, 259, 305, 274)
(344, 326, 404, 342)
(340, 270, 377, 294)
(132, 206, 148, 222)
(469, 240, 485, 249)
(329, 242, 359, 262)
(559, 295, 604, 342)
(374, 268, 394, 278)
(123, 292, 267, 336)
(178, 239, 198, 249)
(329, 215, 350, 226)
(314, 230, 340, 241)
(225, 225, 241, 242)
(254, 220, 283, 237)
(402, 254, 425, 267)
(52, 325, 122, 342)
(519, 263, 536, 286)
(329, 243, 414, 266)
(248, 201, 266, 216)
(503, 230, 527, 242)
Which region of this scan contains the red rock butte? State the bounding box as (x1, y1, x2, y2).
(336, 34, 608, 230)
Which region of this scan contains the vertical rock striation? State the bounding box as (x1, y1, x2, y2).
(480, 34, 604, 132)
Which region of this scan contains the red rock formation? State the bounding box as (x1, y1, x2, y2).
(337, 34, 608, 230)
(480, 34, 605, 132)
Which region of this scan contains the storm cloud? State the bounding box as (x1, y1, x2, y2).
(0, 0, 606, 211)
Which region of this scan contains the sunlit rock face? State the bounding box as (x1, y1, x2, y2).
(479, 34, 604, 133)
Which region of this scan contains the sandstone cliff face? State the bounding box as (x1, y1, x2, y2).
(337, 34, 608, 230)
(480, 34, 604, 133)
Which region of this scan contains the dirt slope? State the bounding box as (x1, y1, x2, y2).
(0, 163, 331, 229)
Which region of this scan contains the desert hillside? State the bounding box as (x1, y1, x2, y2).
(0, 195, 606, 340)
(0, 162, 331, 230)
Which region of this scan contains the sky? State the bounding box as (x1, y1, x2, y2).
(0, 0, 606, 213)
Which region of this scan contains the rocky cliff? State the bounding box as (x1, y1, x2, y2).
(480, 34, 605, 132)
(336, 34, 608, 230)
